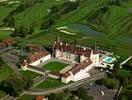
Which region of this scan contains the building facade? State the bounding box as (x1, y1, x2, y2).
(53, 35, 101, 83)
(21, 51, 51, 70)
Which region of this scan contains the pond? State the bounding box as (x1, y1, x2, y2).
(68, 24, 105, 37)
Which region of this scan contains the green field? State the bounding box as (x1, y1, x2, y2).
(43, 61, 68, 72)
(0, 5, 16, 25)
(118, 69, 132, 78)
(0, 65, 14, 82)
(20, 70, 41, 80)
(14, 0, 66, 29)
(14, 30, 131, 59)
(0, 30, 11, 40)
(17, 95, 35, 100)
(0, 0, 131, 58)
(35, 78, 64, 89)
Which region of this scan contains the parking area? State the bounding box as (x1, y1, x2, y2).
(1, 51, 19, 63)
(76, 83, 117, 100)
(87, 84, 117, 100)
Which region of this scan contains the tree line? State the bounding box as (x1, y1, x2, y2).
(48, 87, 93, 100)
(12, 25, 34, 38)
(0, 59, 33, 97)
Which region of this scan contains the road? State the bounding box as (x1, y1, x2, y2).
(25, 72, 106, 95)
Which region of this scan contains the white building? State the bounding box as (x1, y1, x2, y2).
(61, 59, 93, 83)
(53, 34, 100, 64)
(21, 51, 51, 71)
(53, 35, 102, 83)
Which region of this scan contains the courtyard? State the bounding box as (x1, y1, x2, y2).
(42, 61, 69, 72)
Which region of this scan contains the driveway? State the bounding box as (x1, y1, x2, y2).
(79, 83, 117, 100)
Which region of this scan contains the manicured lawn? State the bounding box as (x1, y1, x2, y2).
(0, 65, 14, 82)
(0, 30, 12, 40)
(35, 78, 64, 89)
(18, 95, 35, 100)
(0, 5, 16, 24)
(43, 61, 68, 72)
(20, 70, 41, 80)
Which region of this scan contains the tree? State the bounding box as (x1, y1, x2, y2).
(41, 18, 55, 30)
(28, 26, 34, 35)
(0, 78, 24, 97)
(3, 15, 15, 27)
(108, 0, 121, 6)
(96, 78, 119, 89)
(0, 57, 5, 66)
(19, 26, 28, 38)
(76, 87, 93, 100)
(22, 77, 33, 90)
(112, 61, 120, 78)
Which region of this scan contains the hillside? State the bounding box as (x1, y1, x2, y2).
(14, 0, 67, 30)
(0, 0, 132, 58)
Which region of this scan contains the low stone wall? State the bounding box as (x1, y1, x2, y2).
(27, 66, 45, 75)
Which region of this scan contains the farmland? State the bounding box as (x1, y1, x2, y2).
(0, 0, 131, 58)
(0, 0, 131, 99)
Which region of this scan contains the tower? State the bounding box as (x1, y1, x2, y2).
(56, 33, 61, 44)
(53, 33, 61, 58)
(90, 43, 100, 65)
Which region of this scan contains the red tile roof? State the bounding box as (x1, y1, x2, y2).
(62, 59, 92, 78)
(2, 38, 15, 46)
(27, 51, 49, 63)
(62, 72, 70, 78)
(54, 42, 92, 57)
(22, 51, 49, 66)
(0, 38, 15, 49)
(0, 42, 6, 49)
(36, 96, 45, 100)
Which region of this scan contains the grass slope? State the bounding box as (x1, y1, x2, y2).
(0, 0, 131, 58)
(15, 0, 66, 29)
(0, 30, 11, 40)
(18, 95, 35, 100)
(35, 78, 64, 89)
(20, 70, 41, 79)
(0, 5, 16, 25)
(0, 65, 14, 82)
